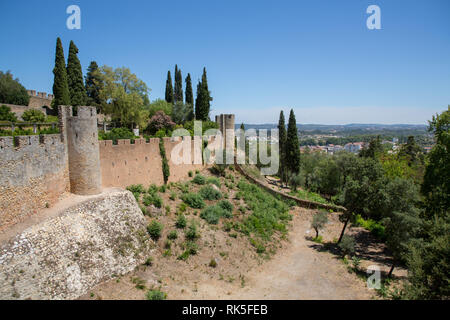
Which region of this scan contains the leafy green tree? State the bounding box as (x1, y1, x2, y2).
(66, 41, 87, 107)
(398, 136, 423, 166)
(172, 102, 192, 124)
(165, 71, 174, 103)
(146, 99, 172, 118)
(22, 109, 46, 122)
(311, 210, 328, 238)
(0, 105, 18, 122)
(404, 215, 450, 299)
(195, 68, 212, 121)
(174, 65, 183, 103)
(98, 65, 150, 129)
(285, 109, 300, 176)
(51, 38, 70, 108)
(359, 136, 383, 159)
(0, 71, 30, 106)
(277, 111, 288, 185)
(421, 106, 449, 219)
(85, 61, 103, 108)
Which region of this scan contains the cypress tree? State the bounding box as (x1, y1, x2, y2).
(85, 61, 103, 108)
(52, 37, 70, 108)
(185, 73, 194, 121)
(174, 65, 183, 103)
(66, 40, 87, 107)
(285, 109, 300, 175)
(194, 67, 212, 121)
(165, 71, 174, 103)
(278, 111, 287, 185)
(185, 73, 193, 105)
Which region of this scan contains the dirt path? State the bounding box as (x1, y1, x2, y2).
(192, 210, 373, 300)
(85, 207, 375, 300)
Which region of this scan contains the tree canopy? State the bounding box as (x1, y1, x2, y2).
(0, 71, 30, 106)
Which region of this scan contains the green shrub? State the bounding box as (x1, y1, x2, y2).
(181, 192, 205, 209)
(185, 240, 198, 255)
(355, 214, 386, 239)
(236, 180, 292, 247)
(338, 235, 356, 257)
(126, 184, 145, 194)
(98, 127, 138, 144)
(167, 230, 178, 240)
(199, 185, 222, 200)
(188, 170, 193, 177)
(148, 184, 158, 194)
(192, 174, 206, 185)
(159, 185, 166, 193)
(206, 177, 221, 188)
(146, 289, 167, 300)
(169, 191, 177, 200)
(147, 221, 163, 240)
(185, 222, 200, 240)
(209, 259, 217, 268)
(143, 193, 163, 208)
(217, 200, 233, 215)
(200, 205, 230, 224)
(176, 214, 187, 229)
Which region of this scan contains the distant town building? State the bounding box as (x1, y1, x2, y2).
(344, 142, 364, 153)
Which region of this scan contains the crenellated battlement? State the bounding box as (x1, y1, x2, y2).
(0, 134, 63, 153)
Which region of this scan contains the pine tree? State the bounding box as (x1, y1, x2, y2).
(194, 67, 212, 121)
(185, 73, 194, 121)
(66, 41, 87, 107)
(285, 109, 300, 175)
(165, 71, 174, 103)
(85, 61, 103, 108)
(174, 65, 183, 103)
(278, 111, 287, 185)
(52, 37, 70, 108)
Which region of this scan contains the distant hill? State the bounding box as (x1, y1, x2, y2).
(236, 123, 428, 131)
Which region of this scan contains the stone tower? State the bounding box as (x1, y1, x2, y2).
(61, 106, 102, 195)
(215, 114, 235, 150)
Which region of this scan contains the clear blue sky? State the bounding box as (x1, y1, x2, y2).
(0, 0, 449, 124)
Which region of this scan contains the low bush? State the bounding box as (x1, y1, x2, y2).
(146, 289, 167, 300)
(185, 222, 200, 240)
(199, 185, 222, 200)
(143, 193, 163, 208)
(338, 235, 356, 257)
(192, 174, 206, 185)
(147, 221, 163, 240)
(217, 200, 233, 215)
(175, 214, 187, 229)
(206, 176, 221, 188)
(355, 214, 386, 239)
(200, 204, 231, 224)
(167, 230, 178, 240)
(181, 192, 205, 209)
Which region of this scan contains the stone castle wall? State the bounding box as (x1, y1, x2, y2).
(99, 136, 204, 188)
(0, 134, 70, 232)
(0, 190, 151, 300)
(27, 90, 53, 108)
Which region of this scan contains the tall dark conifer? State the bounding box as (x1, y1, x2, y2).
(66, 40, 87, 107)
(185, 73, 194, 120)
(52, 37, 70, 108)
(278, 111, 288, 184)
(285, 109, 300, 174)
(85, 61, 103, 108)
(174, 65, 183, 103)
(194, 67, 212, 121)
(165, 71, 174, 103)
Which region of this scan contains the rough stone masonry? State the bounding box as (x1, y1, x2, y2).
(0, 190, 152, 300)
